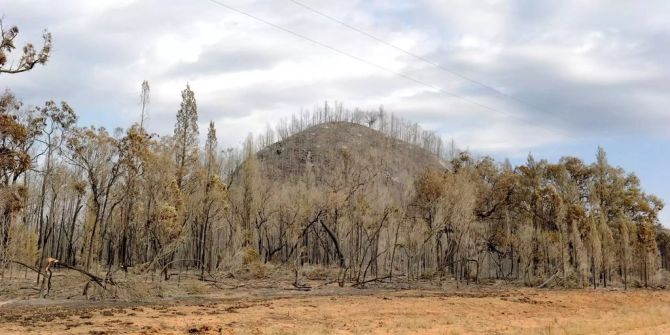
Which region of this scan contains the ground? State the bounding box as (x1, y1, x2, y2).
(1, 285, 670, 334)
(1, 267, 669, 334)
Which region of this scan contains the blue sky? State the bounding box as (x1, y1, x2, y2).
(2, 0, 669, 225)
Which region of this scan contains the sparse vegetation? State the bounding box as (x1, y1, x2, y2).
(1, 14, 670, 335)
(1, 17, 668, 295)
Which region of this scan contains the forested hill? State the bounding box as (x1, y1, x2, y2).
(229, 115, 669, 288)
(256, 121, 444, 184)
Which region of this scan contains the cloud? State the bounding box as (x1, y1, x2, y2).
(1, 0, 669, 155)
(2, 0, 669, 224)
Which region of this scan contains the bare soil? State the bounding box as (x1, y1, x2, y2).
(1, 284, 670, 334)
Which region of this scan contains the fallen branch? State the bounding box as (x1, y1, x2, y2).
(316, 279, 340, 288)
(7, 260, 45, 276)
(285, 286, 311, 291)
(8, 259, 59, 298)
(352, 275, 394, 288)
(19, 286, 40, 291)
(54, 261, 107, 289)
(291, 282, 311, 291)
(200, 277, 247, 289)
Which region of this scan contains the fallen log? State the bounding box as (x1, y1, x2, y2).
(54, 261, 108, 289)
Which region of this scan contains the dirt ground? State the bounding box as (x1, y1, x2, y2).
(1, 287, 670, 335)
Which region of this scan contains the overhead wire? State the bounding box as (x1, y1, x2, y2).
(204, 0, 511, 115)
(287, 0, 542, 113)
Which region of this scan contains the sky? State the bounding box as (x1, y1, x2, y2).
(2, 0, 669, 225)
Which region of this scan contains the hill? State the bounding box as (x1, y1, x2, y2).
(256, 121, 445, 187)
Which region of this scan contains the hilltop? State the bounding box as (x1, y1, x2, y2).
(256, 121, 445, 185)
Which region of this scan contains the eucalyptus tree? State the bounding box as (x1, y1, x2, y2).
(0, 18, 57, 277)
(65, 127, 121, 269)
(174, 84, 199, 190)
(0, 18, 51, 75)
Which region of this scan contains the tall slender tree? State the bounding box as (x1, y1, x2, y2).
(173, 84, 199, 190)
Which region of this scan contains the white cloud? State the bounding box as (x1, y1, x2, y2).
(2, 0, 669, 224)
(1, 0, 669, 157)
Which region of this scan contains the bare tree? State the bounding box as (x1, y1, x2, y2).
(139, 80, 150, 130)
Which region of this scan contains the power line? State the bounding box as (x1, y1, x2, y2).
(204, 0, 505, 114)
(287, 0, 540, 112)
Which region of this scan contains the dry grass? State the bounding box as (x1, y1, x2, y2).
(0, 263, 294, 302)
(1, 289, 669, 334)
